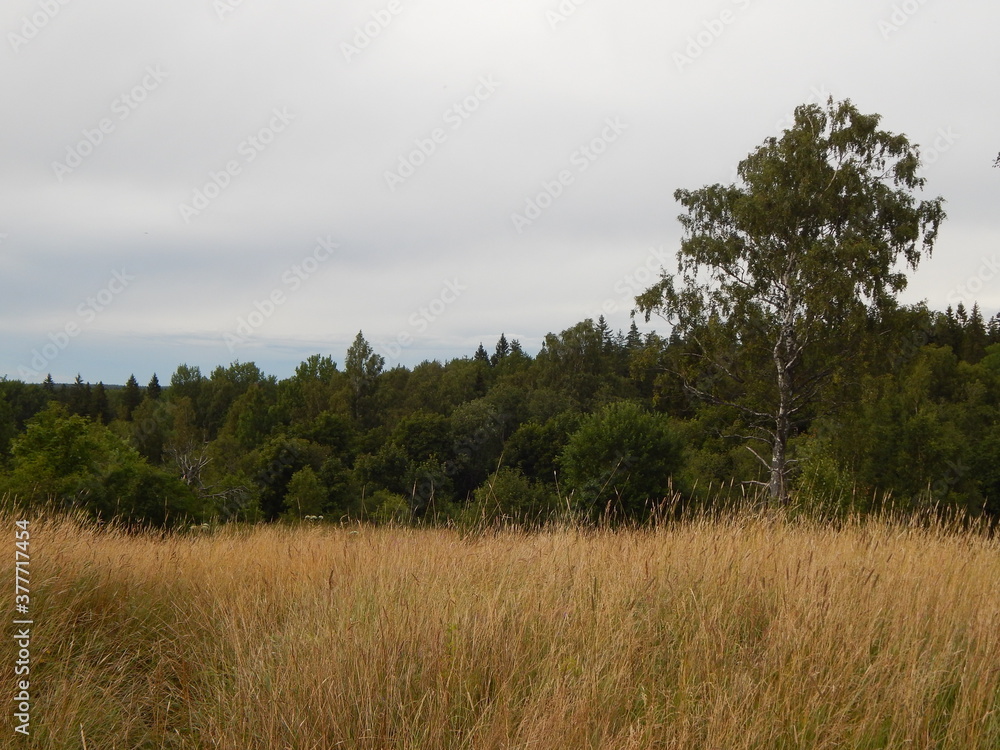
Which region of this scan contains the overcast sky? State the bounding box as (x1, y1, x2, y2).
(1, 0, 997, 385)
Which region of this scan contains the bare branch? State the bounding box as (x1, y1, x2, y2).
(744, 443, 772, 471)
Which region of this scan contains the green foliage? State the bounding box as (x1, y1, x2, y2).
(201, 362, 268, 438)
(222, 381, 279, 450)
(129, 397, 169, 463)
(405, 458, 454, 519)
(0, 395, 17, 460)
(0, 403, 199, 525)
(147, 373, 162, 400)
(318, 455, 362, 518)
(120, 374, 142, 421)
(560, 401, 683, 519)
(471, 466, 560, 525)
(390, 410, 451, 462)
(294, 411, 355, 454)
(248, 437, 318, 521)
(354, 443, 410, 497)
(345, 331, 384, 427)
(799, 344, 1000, 514)
(504, 414, 578, 485)
(636, 97, 946, 501)
(449, 398, 507, 498)
(283, 466, 327, 519)
(3, 98, 998, 527)
(169, 364, 204, 405)
(368, 489, 410, 524)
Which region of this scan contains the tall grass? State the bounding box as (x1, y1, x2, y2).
(3, 508, 999, 748)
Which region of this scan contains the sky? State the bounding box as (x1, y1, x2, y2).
(1, 0, 997, 385)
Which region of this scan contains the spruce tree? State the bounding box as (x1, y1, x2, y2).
(91, 382, 111, 424)
(491, 333, 510, 366)
(966, 304, 989, 362)
(69, 375, 92, 417)
(121, 374, 142, 421)
(147, 373, 162, 401)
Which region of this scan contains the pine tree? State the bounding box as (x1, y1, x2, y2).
(147, 373, 162, 401)
(474, 343, 490, 364)
(42, 374, 55, 393)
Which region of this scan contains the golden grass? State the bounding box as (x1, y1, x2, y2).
(3, 510, 1000, 749)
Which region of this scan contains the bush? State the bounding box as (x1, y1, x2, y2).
(283, 466, 327, 519)
(471, 466, 560, 525)
(559, 401, 683, 520)
(367, 489, 410, 524)
(0, 403, 201, 526)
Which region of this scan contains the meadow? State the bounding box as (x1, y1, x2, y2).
(3, 509, 1000, 749)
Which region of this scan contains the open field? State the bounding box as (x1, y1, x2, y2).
(2, 510, 1000, 749)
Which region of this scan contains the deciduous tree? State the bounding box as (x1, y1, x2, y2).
(637, 98, 945, 502)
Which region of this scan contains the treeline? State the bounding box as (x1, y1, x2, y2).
(1, 303, 999, 526)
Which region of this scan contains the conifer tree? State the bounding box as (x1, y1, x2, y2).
(492, 333, 510, 366)
(345, 331, 384, 427)
(91, 382, 111, 424)
(69, 375, 92, 417)
(121, 374, 142, 421)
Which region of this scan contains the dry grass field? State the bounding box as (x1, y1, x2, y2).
(3, 509, 1000, 749)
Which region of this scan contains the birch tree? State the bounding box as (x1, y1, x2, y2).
(637, 98, 945, 502)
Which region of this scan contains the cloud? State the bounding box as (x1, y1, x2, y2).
(2, 0, 998, 383)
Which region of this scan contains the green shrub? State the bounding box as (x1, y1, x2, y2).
(471, 466, 560, 525)
(560, 401, 683, 520)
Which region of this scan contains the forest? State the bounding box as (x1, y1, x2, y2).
(1, 303, 998, 528)
(3, 99, 999, 528)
